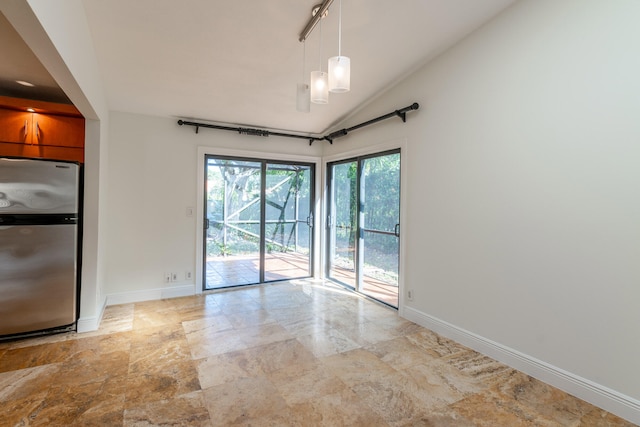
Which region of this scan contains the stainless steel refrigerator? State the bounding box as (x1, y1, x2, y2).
(0, 157, 81, 340)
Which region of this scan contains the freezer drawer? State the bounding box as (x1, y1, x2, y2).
(0, 224, 77, 336)
(0, 157, 79, 214)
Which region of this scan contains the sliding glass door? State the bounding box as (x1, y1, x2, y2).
(326, 160, 357, 288)
(360, 153, 400, 306)
(205, 158, 262, 287)
(327, 150, 400, 307)
(204, 156, 314, 289)
(264, 163, 314, 282)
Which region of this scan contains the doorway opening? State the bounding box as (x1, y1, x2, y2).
(204, 155, 315, 290)
(326, 149, 401, 307)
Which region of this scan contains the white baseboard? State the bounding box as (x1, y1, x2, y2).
(402, 306, 640, 425)
(105, 284, 196, 306)
(76, 316, 100, 333)
(76, 296, 107, 333)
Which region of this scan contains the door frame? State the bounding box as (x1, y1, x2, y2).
(196, 146, 322, 293)
(322, 138, 408, 312)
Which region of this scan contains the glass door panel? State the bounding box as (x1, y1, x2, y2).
(361, 153, 400, 307)
(205, 158, 262, 289)
(327, 151, 400, 307)
(264, 163, 313, 282)
(327, 161, 358, 288)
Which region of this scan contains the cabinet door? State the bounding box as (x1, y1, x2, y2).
(33, 113, 85, 148)
(0, 110, 30, 144)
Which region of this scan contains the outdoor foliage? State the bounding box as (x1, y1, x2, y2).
(330, 153, 400, 283)
(206, 158, 311, 256)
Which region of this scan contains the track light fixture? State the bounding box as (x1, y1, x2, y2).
(298, 0, 351, 108)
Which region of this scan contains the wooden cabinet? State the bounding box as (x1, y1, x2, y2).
(0, 96, 85, 163)
(0, 109, 30, 144)
(32, 113, 85, 148)
(0, 142, 84, 163)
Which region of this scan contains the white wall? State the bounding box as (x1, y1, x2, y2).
(324, 0, 640, 421)
(105, 111, 323, 301)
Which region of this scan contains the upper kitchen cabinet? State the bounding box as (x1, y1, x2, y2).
(0, 96, 85, 162)
(0, 108, 31, 144)
(31, 113, 84, 148)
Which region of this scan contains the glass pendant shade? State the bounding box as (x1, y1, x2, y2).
(328, 55, 350, 93)
(296, 83, 310, 112)
(310, 70, 329, 104)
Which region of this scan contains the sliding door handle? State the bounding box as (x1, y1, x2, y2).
(394, 223, 400, 237)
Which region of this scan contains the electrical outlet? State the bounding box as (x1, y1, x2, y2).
(164, 272, 171, 283)
(407, 289, 414, 301)
(171, 272, 178, 282)
(186, 271, 193, 280)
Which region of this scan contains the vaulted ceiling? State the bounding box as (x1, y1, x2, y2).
(1, 0, 517, 134)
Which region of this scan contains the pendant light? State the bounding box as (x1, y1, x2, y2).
(296, 41, 310, 112)
(328, 0, 350, 93)
(310, 14, 329, 104)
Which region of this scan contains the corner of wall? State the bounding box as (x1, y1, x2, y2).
(76, 294, 107, 333)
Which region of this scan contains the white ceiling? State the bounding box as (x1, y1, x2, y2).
(0, 12, 70, 104)
(2, 0, 518, 134)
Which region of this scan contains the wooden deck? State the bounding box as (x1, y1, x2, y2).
(328, 266, 398, 308)
(205, 252, 311, 288)
(206, 252, 398, 307)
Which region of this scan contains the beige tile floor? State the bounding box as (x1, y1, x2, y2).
(0, 280, 636, 426)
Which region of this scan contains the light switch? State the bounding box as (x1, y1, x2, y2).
(186, 206, 194, 217)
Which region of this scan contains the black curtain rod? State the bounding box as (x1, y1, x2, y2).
(324, 103, 420, 143)
(177, 102, 419, 145)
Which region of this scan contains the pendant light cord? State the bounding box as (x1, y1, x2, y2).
(318, 19, 323, 72)
(338, 0, 342, 57)
(301, 41, 306, 82)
